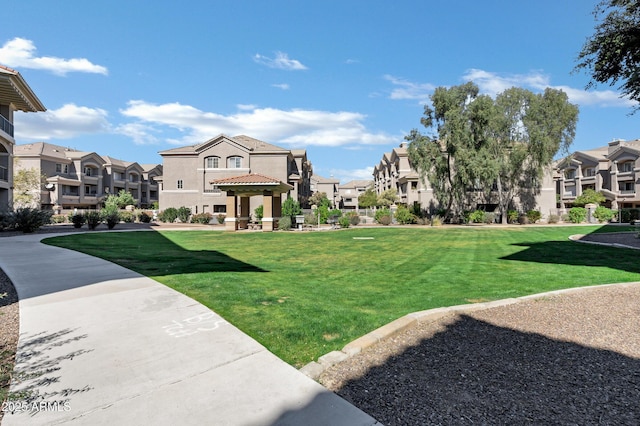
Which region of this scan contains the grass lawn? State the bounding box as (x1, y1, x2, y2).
(44, 225, 640, 367)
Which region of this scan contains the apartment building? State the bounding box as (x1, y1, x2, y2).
(0, 65, 46, 210)
(556, 138, 640, 210)
(310, 174, 339, 207)
(158, 134, 312, 216)
(13, 142, 161, 211)
(373, 142, 556, 219)
(338, 180, 372, 210)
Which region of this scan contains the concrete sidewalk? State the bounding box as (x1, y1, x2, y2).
(0, 233, 380, 425)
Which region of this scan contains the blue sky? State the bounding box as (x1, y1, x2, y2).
(3, 1, 637, 183)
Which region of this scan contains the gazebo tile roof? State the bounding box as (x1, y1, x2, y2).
(211, 173, 281, 185)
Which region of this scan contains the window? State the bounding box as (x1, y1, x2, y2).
(84, 167, 92, 176)
(177, 179, 183, 189)
(621, 161, 634, 172)
(411, 182, 418, 190)
(56, 163, 68, 174)
(565, 169, 576, 179)
(56, 163, 61, 173)
(583, 167, 596, 177)
(227, 156, 242, 168)
(205, 156, 220, 168)
(113, 171, 124, 181)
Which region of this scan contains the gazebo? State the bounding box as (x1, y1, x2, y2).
(210, 173, 293, 231)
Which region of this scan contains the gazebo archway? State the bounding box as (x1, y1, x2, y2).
(211, 173, 293, 232)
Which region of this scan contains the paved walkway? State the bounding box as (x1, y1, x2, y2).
(0, 232, 380, 425)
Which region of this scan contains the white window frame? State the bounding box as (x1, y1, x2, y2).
(206, 156, 220, 169)
(227, 156, 242, 168)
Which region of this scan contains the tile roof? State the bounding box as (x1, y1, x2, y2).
(211, 173, 282, 185)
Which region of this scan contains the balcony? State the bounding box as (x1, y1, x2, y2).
(0, 115, 13, 137)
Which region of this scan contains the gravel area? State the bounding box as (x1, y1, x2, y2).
(320, 233, 640, 425)
(0, 268, 19, 424)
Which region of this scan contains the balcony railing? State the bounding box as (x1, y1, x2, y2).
(0, 115, 13, 137)
(0, 166, 7, 181)
(620, 189, 635, 195)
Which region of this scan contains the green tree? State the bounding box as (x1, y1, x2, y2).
(309, 192, 330, 208)
(358, 187, 377, 209)
(575, 0, 640, 110)
(573, 188, 607, 207)
(13, 161, 45, 208)
(377, 188, 398, 207)
(105, 190, 136, 209)
(282, 196, 301, 220)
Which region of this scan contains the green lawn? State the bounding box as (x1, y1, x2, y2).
(44, 225, 640, 367)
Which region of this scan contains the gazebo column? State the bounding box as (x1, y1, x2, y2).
(239, 196, 250, 229)
(273, 194, 282, 229)
(262, 191, 274, 231)
(225, 191, 238, 231)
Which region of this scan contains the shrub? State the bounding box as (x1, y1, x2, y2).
(484, 212, 496, 224)
(14, 208, 52, 233)
(568, 207, 587, 224)
(348, 212, 360, 226)
(304, 213, 317, 225)
(51, 214, 67, 224)
(593, 206, 614, 223)
(101, 208, 120, 230)
(507, 210, 519, 224)
(526, 210, 542, 224)
(254, 205, 264, 221)
(374, 208, 391, 224)
(379, 215, 392, 225)
(71, 213, 86, 228)
(469, 210, 486, 224)
(85, 210, 102, 230)
(158, 207, 178, 223)
(430, 215, 443, 226)
(0, 210, 14, 231)
(548, 214, 560, 224)
(561, 213, 570, 222)
(138, 211, 152, 223)
(620, 208, 640, 223)
(191, 212, 213, 224)
(277, 216, 292, 230)
(120, 211, 135, 223)
(338, 216, 351, 228)
(394, 205, 416, 224)
(216, 214, 226, 224)
(518, 214, 529, 224)
(177, 206, 191, 223)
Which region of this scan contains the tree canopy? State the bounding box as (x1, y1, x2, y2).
(573, 188, 607, 206)
(358, 187, 378, 209)
(407, 82, 579, 223)
(575, 0, 640, 109)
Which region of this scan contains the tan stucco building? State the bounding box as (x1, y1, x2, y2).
(0, 65, 46, 210)
(158, 134, 312, 217)
(555, 138, 640, 211)
(14, 142, 162, 210)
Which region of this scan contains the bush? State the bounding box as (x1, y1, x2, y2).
(51, 214, 67, 224)
(216, 214, 226, 224)
(348, 212, 360, 226)
(304, 213, 317, 225)
(120, 211, 135, 223)
(138, 211, 152, 223)
(430, 215, 443, 226)
(593, 206, 614, 223)
(177, 206, 191, 223)
(14, 208, 52, 233)
(620, 208, 640, 223)
(469, 210, 486, 224)
(191, 212, 213, 224)
(277, 216, 292, 230)
(0, 210, 14, 231)
(84, 210, 101, 230)
(507, 210, 519, 224)
(484, 212, 496, 224)
(394, 205, 416, 224)
(379, 215, 392, 225)
(568, 207, 587, 224)
(338, 216, 351, 228)
(254, 205, 264, 221)
(71, 213, 86, 228)
(158, 207, 178, 223)
(526, 210, 542, 224)
(374, 208, 391, 224)
(100, 208, 120, 230)
(548, 214, 560, 224)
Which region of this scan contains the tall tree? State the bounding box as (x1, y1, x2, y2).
(13, 160, 45, 209)
(408, 83, 578, 223)
(357, 187, 377, 209)
(575, 0, 640, 109)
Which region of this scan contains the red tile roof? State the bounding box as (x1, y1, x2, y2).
(211, 173, 282, 185)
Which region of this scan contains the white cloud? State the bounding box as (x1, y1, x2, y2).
(115, 122, 159, 145)
(119, 100, 396, 148)
(272, 83, 290, 90)
(462, 68, 635, 108)
(14, 104, 110, 140)
(0, 37, 108, 76)
(384, 75, 434, 103)
(253, 51, 307, 70)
